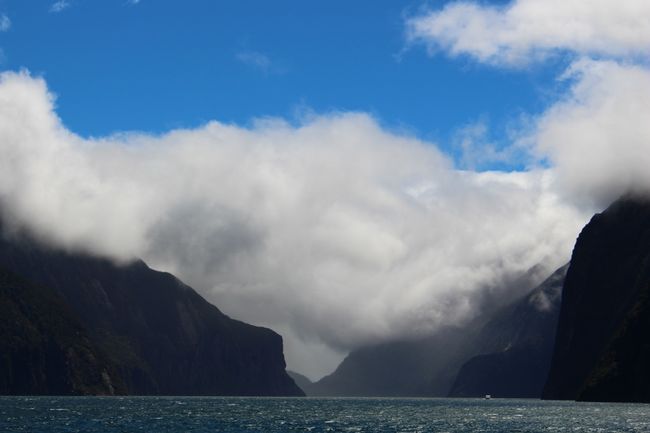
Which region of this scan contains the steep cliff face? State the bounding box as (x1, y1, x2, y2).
(449, 265, 567, 398)
(0, 268, 124, 395)
(543, 197, 650, 402)
(0, 229, 303, 396)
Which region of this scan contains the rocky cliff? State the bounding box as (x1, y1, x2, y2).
(0, 267, 124, 395)
(543, 197, 650, 402)
(0, 227, 303, 396)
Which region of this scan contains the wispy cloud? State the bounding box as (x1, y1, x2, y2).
(453, 119, 526, 171)
(236, 50, 273, 73)
(128, 0, 141, 5)
(50, 1, 71, 13)
(0, 14, 11, 32)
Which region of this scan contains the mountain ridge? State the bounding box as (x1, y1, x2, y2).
(0, 225, 303, 396)
(449, 264, 567, 398)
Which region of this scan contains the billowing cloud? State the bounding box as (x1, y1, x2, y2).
(405, 0, 650, 207)
(0, 71, 589, 378)
(406, 0, 650, 65)
(531, 59, 650, 206)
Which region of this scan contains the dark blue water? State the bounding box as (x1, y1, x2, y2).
(1, 397, 649, 432)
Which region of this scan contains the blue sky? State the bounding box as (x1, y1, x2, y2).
(1, 0, 566, 167)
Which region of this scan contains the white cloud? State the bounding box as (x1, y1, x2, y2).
(405, 0, 650, 210)
(50, 1, 71, 13)
(0, 14, 10, 32)
(529, 59, 650, 206)
(0, 71, 589, 378)
(406, 0, 650, 66)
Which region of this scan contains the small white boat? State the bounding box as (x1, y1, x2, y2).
(484, 394, 491, 400)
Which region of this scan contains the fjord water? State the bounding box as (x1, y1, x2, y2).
(2, 397, 649, 432)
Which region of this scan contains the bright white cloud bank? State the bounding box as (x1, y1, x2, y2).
(407, 0, 650, 65)
(0, 71, 593, 378)
(535, 60, 650, 204)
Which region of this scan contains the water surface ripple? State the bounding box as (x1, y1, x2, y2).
(1, 396, 649, 432)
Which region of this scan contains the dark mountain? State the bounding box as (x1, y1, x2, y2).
(308, 327, 471, 397)
(449, 264, 567, 398)
(0, 227, 303, 396)
(307, 267, 551, 397)
(543, 197, 650, 402)
(287, 370, 313, 394)
(0, 267, 125, 395)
